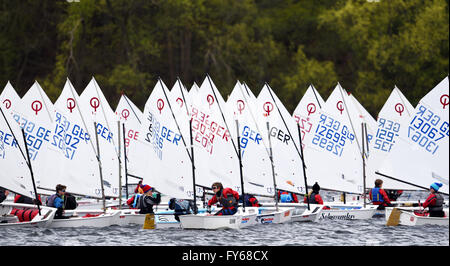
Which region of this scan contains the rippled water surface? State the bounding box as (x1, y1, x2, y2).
(1, 190, 448, 246)
(1, 214, 448, 246)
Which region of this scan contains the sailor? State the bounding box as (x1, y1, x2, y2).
(207, 182, 239, 216)
(369, 179, 393, 210)
(46, 184, 67, 219)
(304, 182, 324, 205)
(0, 187, 9, 203)
(422, 182, 445, 218)
(239, 193, 261, 207)
(277, 190, 299, 203)
(130, 184, 161, 214)
(168, 198, 198, 221)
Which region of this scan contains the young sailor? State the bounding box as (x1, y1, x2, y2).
(207, 182, 239, 216)
(46, 184, 67, 219)
(168, 198, 197, 221)
(127, 184, 161, 214)
(240, 193, 261, 207)
(304, 182, 324, 205)
(369, 179, 392, 210)
(422, 182, 445, 218)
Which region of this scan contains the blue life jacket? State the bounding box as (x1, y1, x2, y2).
(132, 194, 141, 208)
(371, 188, 384, 203)
(280, 192, 293, 203)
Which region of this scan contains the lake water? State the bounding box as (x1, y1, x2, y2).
(1, 190, 448, 247)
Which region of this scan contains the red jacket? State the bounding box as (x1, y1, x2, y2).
(422, 193, 439, 209)
(208, 188, 239, 208)
(369, 188, 391, 206)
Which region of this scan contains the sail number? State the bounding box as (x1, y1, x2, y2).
(407, 105, 448, 155)
(373, 118, 400, 152)
(311, 114, 354, 157)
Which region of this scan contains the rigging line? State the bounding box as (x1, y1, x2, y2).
(265, 82, 303, 161)
(92, 78, 120, 159)
(177, 77, 191, 117)
(34, 81, 54, 124)
(310, 84, 323, 109)
(206, 75, 239, 157)
(158, 78, 193, 163)
(68, 79, 99, 158)
(122, 93, 142, 124)
(0, 106, 29, 166)
(337, 84, 363, 157)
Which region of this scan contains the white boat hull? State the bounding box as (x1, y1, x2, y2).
(291, 205, 324, 222)
(385, 207, 449, 226)
(317, 205, 377, 221)
(179, 207, 258, 230)
(0, 203, 56, 228)
(48, 209, 120, 228)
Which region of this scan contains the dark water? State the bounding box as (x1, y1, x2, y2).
(1, 211, 448, 246)
(1, 191, 448, 246)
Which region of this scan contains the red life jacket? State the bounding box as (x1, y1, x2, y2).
(10, 208, 39, 222)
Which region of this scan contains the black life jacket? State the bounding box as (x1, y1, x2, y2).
(64, 194, 78, 210)
(429, 193, 444, 212)
(218, 192, 237, 208)
(309, 192, 319, 204)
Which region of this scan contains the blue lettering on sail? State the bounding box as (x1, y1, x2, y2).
(406, 104, 448, 155)
(310, 113, 354, 157)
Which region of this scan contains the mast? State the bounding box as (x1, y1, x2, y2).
(361, 122, 367, 208)
(122, 124, 129, 200)
(189, 118, 198, 214)
(20, 128, 41, 215)
(118, 120, 122, 209)
(94, 122, 106, 213)
(266, 121, 279, 212)
(297, 123, 310, 211)
(236, 119, 245, 212)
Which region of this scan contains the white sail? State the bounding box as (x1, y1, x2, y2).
(10, 81, 57, 194)
(255, 84, 306, 194)
(115, 94, 143, 185)
(0, 104, 36, 198)
(226, 81, 273, 196)
(303, 84, 364, 194)
(367, 86, 417, 190)
(139, 79, 194, 199)
(78, 77, 120, 198)
(189, 76, 240, 191)
(292, 85, 326, 151)
(188, 82, 200, 99)
(0, 81, 21, 113)
(41, 79, 102, 198)
(377, 77, 449, 194)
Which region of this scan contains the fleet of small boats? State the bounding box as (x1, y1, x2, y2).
(1, 75, 448, 229)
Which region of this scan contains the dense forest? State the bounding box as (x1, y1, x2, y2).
(0, 0, 448, 116)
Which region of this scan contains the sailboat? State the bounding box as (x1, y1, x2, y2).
(379, 77, 449, 226)
(1, 82, 56, 226)
(179, 76, 259, 229)
(302, 83, 377, 220)
(41, 79, 120, 228)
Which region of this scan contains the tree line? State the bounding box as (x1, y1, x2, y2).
(0, 0, 448, 116)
